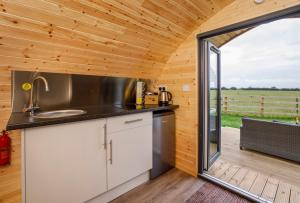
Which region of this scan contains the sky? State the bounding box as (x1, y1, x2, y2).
(220, 18, 300, 88)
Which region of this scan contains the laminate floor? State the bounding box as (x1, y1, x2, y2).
(112, 169, 206, 203)
(113, 127, 300, 203)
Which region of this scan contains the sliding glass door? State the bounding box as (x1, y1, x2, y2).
(203, 41, 221, 170)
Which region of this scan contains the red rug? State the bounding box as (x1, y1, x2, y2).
(186, 182, 251, 203)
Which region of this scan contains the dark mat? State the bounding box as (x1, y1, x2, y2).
(186, 182, 252, 203)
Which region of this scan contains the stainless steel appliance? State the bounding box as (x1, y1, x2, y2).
(158, 87, 172, 105)
(150, 111, 175, 179)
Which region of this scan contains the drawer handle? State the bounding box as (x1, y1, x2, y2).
(103, 124, 107, 149)
(124, 118, 143, 124)
(109, 140, 113, 165)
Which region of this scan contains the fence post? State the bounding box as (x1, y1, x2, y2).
(224, 96, 228, 113)
(296, 97, 299, 116)
(260, 96, 265, 116)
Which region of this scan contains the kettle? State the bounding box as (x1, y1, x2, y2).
(159, 87, 172, 105)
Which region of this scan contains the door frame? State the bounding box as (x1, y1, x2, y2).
(197, 4, 300, 203)
(205, 42, 222, 170)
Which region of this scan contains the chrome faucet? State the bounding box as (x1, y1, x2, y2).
(23, 76, 49, 115)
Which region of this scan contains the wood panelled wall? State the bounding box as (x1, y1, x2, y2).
(0, 1, 233, 202)
(0, 68, 21, 203)
(157, 0, 300, 176)
(1, 0, 300, 202)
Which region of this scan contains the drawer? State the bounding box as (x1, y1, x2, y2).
(107, 112, 152, 133)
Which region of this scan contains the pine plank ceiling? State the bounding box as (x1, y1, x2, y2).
(0, 0, 234, 78)
(209, 28, 252, 48)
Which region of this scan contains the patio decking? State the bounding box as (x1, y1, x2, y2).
(207, 127, 300, 203)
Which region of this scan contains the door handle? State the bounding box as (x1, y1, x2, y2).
(124, 118, 143, 124)
(103, 124, 107, 149)
(109, 140, 113, 165)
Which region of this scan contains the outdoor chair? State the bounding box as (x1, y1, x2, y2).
(240, 118, 300, 162)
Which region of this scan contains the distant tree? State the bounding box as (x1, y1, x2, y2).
(221, 87, 228, 90)
(271, 86, 278, 90)
(227, 87, 300, 91)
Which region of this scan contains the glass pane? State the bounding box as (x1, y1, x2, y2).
(209, 48, 219, 158)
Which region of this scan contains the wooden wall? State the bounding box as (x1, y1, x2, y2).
(158, 0, 300, 176)
(1, 0, 300, 202)
(0, 0, 232, 202)
(0, 68, 21, 203)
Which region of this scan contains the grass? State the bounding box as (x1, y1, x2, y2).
(217, 90, 300, 128)
(221, 114, 297, 129)
(221, 90, 300, 117)
(222, 89, 300, 97)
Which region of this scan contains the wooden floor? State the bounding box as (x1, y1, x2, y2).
(112, 169, 206, 203)
(207, 127, 300, 203)
(113, 127, 300, 203)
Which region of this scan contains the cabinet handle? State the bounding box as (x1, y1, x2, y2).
(124, 118, 143, 124)
(109, 140, 113, 165)
(103, 124, 107, 149)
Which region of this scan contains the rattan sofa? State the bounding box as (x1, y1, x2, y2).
(240, 118, 300, 162)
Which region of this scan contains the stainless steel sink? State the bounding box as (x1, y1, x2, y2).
(32, 109, 86, 119)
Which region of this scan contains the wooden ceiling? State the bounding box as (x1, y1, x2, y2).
(0, 0, 234, 78)
(209, 28, 252, 48)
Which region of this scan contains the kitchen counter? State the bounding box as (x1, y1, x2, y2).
(6, 104, 179, 130)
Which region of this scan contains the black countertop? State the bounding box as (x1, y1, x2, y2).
(6, 104, 179, 130)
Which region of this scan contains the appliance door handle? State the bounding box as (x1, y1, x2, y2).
(124, 118, 143, 124)
(103, 124, 107, 149)
(109, 140, 113, 165)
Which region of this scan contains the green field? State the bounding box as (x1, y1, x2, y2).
(220, 90, 300, 128)
(221, 90, 300, 118)
(221, 114, 297, 129)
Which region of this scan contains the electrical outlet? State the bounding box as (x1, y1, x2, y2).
(182, 84, 190, 92)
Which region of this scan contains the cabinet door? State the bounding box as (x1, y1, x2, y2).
(24, 119, 107, 203)
(107, 125, 152, 189)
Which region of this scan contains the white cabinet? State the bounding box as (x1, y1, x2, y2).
(107, 125, 152, 189)
(24, 119, 107, 203)
(107, 112, 152, 189)
(23, 112, 153, 203)
(107, 112, 152, 134)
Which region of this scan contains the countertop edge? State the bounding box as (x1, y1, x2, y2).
(6, 105, 179, 131)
